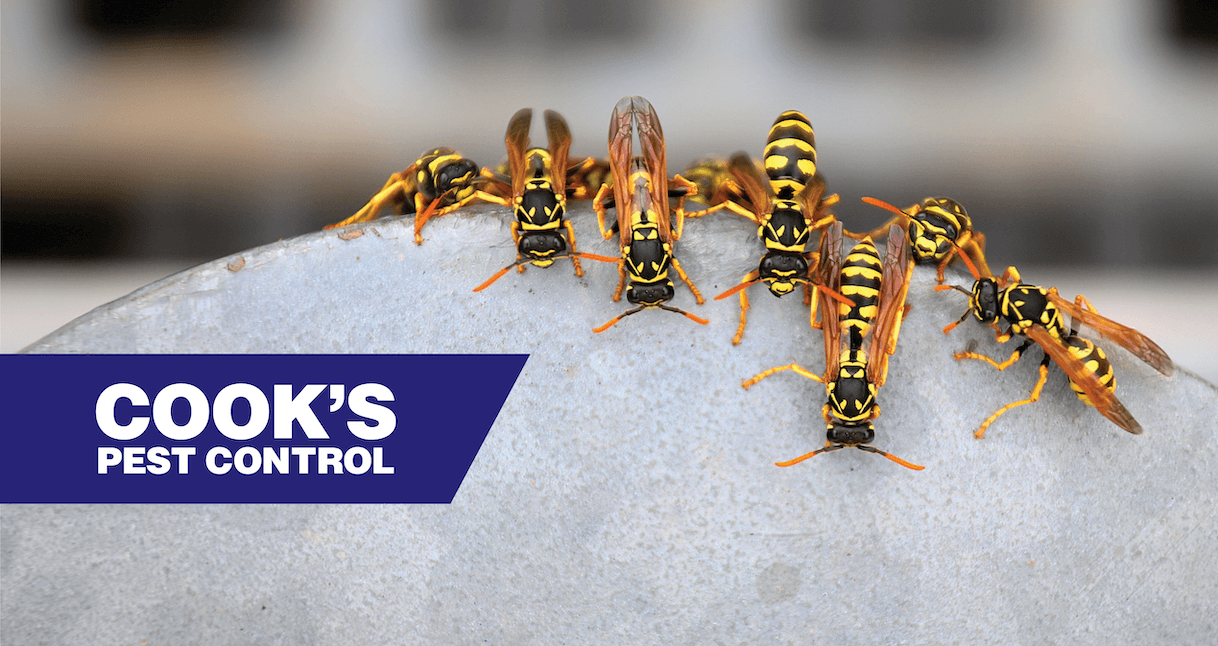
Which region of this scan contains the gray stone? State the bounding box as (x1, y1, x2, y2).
(6, 205, 1217, 644)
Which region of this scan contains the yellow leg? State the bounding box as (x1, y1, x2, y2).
(732, 270, 760, 345)
(742, 362, 825, 390)
(670, 257, 704, 304)
(612, 260, 627, 302)
(669, 174, 698, 240)
(594, 183, 615, 240)
(563, 220, 584, 277)
(324, 178, 409, 230)
(974, 363, 1049, 439)
(954, 339, 1032, 371)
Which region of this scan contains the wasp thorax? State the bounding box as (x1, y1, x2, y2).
(627, 280, 675, 306)
(971, 278, 1000, 322)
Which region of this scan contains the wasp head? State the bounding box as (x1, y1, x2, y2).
(518, 232, 568, 268)
(434, 158, 480, 193)
(827, 422, 876, 447)
(626, 280, 675, 307)
(970, 278, 1000, 323)
(758, 254, 809, 297)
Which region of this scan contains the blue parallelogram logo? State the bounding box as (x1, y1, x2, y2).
(0, 354, 527, 503)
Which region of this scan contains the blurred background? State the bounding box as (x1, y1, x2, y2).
(2, 0, 1216, 377)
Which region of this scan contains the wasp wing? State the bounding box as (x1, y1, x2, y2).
(629, 96, 676, 243)
(1023, 325, 1143, 434)
(1046, 290, 1174, 376)
(504, 108, 533, 199)
(725, 152, 770, 221)
(544, 109, 572, 197)
(819, 221, 844, 380)
(607, 97, 637, 250)
(867, 225, 913, 387)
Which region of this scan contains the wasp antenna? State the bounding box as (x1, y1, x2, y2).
(571, 252, 620, 264)
(857, 445, 925, 470)
(934, 284, 971, 296)
(942, 308, 971, 335)
(592, 306, 646, 333)
(946, 238, 983, 280)
(861, 196, 907, 217)
(472, 265, 516, 292)
(816, 283, 856, 307)
(659, 304, 709, 325)
(714, 278, 760, 301)
(775, 444, 844, 467)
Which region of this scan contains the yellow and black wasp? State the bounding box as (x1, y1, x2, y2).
(937, 254, 1174, 438)
(591, 96, 706, 333)
(703, 111, 845, 345)
(681, 157, 751, 212)
(859, 196, 991, 283)
(743, 222, 924, 470)
(472, 108, 618, 292)
(325, 147, 503, 244)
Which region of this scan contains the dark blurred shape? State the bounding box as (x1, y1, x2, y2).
(1, 195, 131, 259)
(1170, 0, 1218, 47)
(72, 0, 289, 40)
(796, 0, 999, 46)
(435, 0, 510, 38)
(434, 0, 642, 44)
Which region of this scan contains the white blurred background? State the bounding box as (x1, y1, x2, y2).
(2, 0, 1216, 379)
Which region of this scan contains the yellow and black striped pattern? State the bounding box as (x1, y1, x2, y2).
(1000, 284, 1067, 340)
(1065, 336, 1116, 406)
(839, 237, 883, 346)
(763, 111, 819, 200)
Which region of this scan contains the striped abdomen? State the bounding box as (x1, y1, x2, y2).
(1065, 336, 1116, 406)
(839, 237, 882, 348)
(763, 111, 819, 200)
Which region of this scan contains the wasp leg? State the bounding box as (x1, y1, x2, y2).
(955, 338, 1034, 371)
(509, 222, 528, 274)
(611, 260, 627, 302)
(670, 258, 704, 305)
(742, 363, 825, 390)
(594, 183, 615, 241)
(730, 270, 761, 346)
(973, 356, 1051, 439)
(669, 174, 698, 240)
(686, 199, 760, 223)
(325, 175, 411, 230)
(564, 219, 584, 277)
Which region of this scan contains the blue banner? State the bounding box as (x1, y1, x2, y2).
(0, 354, 527, 503)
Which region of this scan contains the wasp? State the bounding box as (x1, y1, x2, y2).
(859, 196, 991, 283)
(324, 146, 506, 244)
(681, 157, 751, 212)
(472, 108, 618, 292)
(591, 96, 707, 333)
(743, 222, 924, 470)
(703, 111, 845, 345)
(937, 253, 1174, 438)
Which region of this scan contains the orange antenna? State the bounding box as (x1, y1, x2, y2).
(473, 265, 514, 292)
(593, 303, 708, 333)
(775, 443, 843, 467)
(861, 196, 907, 218)
(856, 445, 925, 470)
(474, 252, 619, 292)
(947, 239, 983, 280)
(816, 283, 856, 307)
(714, 278, 760, 301)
